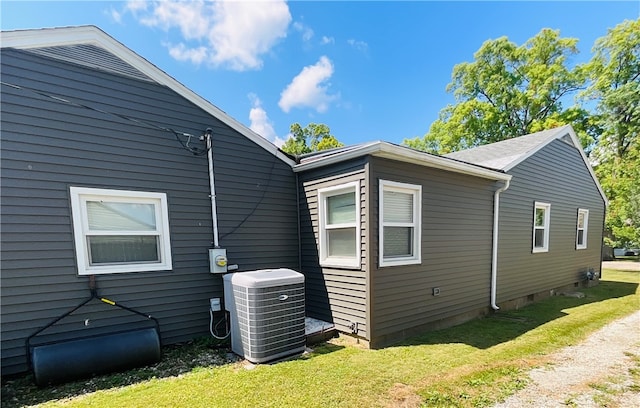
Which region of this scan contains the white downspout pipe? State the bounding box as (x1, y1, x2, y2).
(205, 129, 220, 248)
(491, 179, 510, 310)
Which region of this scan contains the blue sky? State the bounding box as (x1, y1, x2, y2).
(2, 1, 639, 148)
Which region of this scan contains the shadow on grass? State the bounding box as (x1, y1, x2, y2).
(305, 342, 345, 357)
(397, 279, 638, 350)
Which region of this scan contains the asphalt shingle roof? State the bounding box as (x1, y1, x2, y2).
(445, 126, 570, 170)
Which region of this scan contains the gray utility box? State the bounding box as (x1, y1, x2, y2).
(223, 269, 305, 363)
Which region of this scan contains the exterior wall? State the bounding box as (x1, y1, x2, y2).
(298, 158, 369, 338)
(496, 139, 605, 304)
(0, 48, 298, 375)
(368, 157, 497, 347)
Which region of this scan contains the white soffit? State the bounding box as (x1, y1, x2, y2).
(294, 141, 511, 181)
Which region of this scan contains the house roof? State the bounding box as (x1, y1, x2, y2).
(445, 126, 569, 170)
(0, 25, 296, 167)
(294, 141, 512, 181)
(445, 125, 607, 203)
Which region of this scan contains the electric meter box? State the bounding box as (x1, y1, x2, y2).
(209, 248, 227, 273)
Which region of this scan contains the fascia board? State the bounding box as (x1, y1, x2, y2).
(375, 143, 511, 181)
(294, 141, 511, 181)
(564, 128, 608, 206)
(503, 125, 607, 205)
(1, 26, 296, 168)
(501, 125, 572, 172)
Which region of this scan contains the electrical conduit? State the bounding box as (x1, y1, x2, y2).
(205, 129, 220, 248)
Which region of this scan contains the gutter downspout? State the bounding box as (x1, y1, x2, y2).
(205, 129, 220, 248)
(491, 179, 510, 310)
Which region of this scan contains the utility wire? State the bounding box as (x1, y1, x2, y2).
(1, 80, 208, 155)
(3, 80, 279, 240)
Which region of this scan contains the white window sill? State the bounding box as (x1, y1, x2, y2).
(79, 262, 173, 275)
(320, 258, 360, 270)
(532, 248, 549, 254)
(379, 257, 422, 268)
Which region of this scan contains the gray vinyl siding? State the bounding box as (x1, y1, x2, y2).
(369, 156, 497, 346)
(298, 158, 369, 338)
(496, 139, 605, 303)
(0, 48, 298, 375)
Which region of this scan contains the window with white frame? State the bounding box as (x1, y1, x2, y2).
(532, 202, 551, 253)
(379, 180, 422, 267)
(576, 208, 589, 250)
(318, 181, 360, 268)
(70, 187, 172, 275)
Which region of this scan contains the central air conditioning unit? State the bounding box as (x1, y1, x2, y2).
(223, 268, 305, 363)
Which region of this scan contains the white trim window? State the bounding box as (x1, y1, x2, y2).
(576, 208, 589, 250)
(70, 187, 172, 275)
(318, 181, 361, 268)
(532, 202, 551, 253)
(379, 180, 422, 267)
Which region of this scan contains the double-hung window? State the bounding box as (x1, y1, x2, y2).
(379, 180, 422, 267)
(576, 208, 589, 249)
(318, 181, 360, 268)
(532, 202, 551, 253)
(70, 187, 172, 275)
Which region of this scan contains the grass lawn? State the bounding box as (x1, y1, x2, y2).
(4, 268, 639, 408)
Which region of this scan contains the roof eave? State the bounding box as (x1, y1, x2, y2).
(293, 142, 511, 181)
(502, 125, 608, 205)
(1, 26, 297, 168)
(501, 125, 572, 172)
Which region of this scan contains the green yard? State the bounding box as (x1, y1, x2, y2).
(4, 267, 639, 408)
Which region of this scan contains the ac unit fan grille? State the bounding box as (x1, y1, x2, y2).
(226, 276, 306, 363)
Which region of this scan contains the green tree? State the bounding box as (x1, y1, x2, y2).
(585, 19, 640, 248)
(281, 122, 343, 155)
(404, 29, 590, 154)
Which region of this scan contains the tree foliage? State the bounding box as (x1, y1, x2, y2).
(404, 29, 590, 154)
(404, 19, 640, 248)
(281, 122, 344, 155)
(586, 19, 640, 248)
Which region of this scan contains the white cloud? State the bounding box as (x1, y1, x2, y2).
(273, 135, 287, 148)
(167, 43, 208, 65)
(106, 7, 122, 24)
(278, 56, 338, 113)
(138, 1, 210, 39)
(320, 36, 335, 45)
(347, 38, 368, 52)
(125, 1, 148, 14)
(124, 0, 291, 71)
(293, 21, 314, 42)
(248, 93, 285, 147)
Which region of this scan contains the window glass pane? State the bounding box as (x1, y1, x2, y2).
(577, 230, 584, 245)
(383, 190, 413, 223)
(384, 227, 413, 257)
(534, 229, 545, 248)
(577, 212, 585, 228)
(327, 228, 356, 257)
(535, 207, 546, 227)
(87, 202, 156, 231)
(327, 192, 356, 225)
(88, 235, 160, 264)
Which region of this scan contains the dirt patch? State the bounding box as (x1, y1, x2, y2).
(386, 382, 422, 408)
(493, 310, 640, 407)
